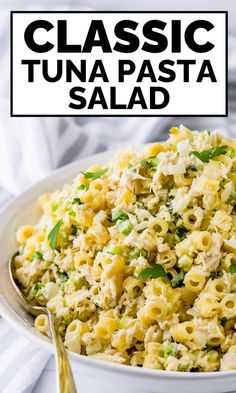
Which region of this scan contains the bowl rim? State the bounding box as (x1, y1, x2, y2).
(0, 149, 235, 380)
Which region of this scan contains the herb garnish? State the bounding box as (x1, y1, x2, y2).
(137, 264, 169, 280)
(34, 282, 44, 293)
(131, 248, 148, 259)
(220, 317, 228, 327)
(81, 168, 108, 180)
(48, 219, 63, 250)
(118, 220, 134, 236)
(190, 146, 227, 163)
(229, 264, 236, 275)
(112, 211, 129, 222)
(32, 251, 43, 260)
(71, 224, 78, 236)
(171, 271, 185, 288)
(77, 184, 88, 190)
(175, 227, 187, 239)
(72, 197, 82, 205)
(141, 155, 160, 171)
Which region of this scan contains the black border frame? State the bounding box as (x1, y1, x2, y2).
(10, 11, 228, 117)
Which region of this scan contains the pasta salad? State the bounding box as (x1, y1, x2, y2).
(13, 126, 236, 372)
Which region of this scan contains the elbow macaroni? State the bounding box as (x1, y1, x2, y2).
(13, 126, 236, 372)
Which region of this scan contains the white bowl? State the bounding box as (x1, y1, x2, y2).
(0, 150, 236, 393)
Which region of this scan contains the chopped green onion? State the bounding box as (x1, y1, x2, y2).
(68, 209, 76, 217)
(112, 210, 129, 222)
(163, 345, 178, 359)
(178, 364, 189, 372)
(68, 270, 79, 283)
(32, 251, 43, 260)
(52, 203, 59, 212)
(141, 155, 160, 171)
(171, 271, 185, 288)
(229, 264, 236, 275)
(226, 150, 236, 159)
(110, 245, 123, 255)
(131, 248, 148, 259)
(229, 191, 236, 201)
(19, 246, 25, 255)
(168, 204, 174, 215)
(34, 282, 44, 293)
(52, 198, 64, 212)
(60, 273, 69, 290)
(77, 184, 87, 190)
(186, 165, 197, 172)
(118, 220, 134, 236)
(72, 197, 82, 205)
(127, 163, 137, 172)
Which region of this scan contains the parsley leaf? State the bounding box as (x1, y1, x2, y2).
(81, 168, 108, 180)
(220, 317, 228, 327)
(229, 264, 236, 275)
(137, 264, 169, 280)
(48, 219, 63, 250)
(176, 227, 187, 239)
(72, 197, 82, 205)
(190, 145, 228, 163)
(171, 271, 185, 288)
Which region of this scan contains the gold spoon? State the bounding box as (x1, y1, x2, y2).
(9, 254, 77, 393)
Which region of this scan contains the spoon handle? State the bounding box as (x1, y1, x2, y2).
(48, 312, 77, 393)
